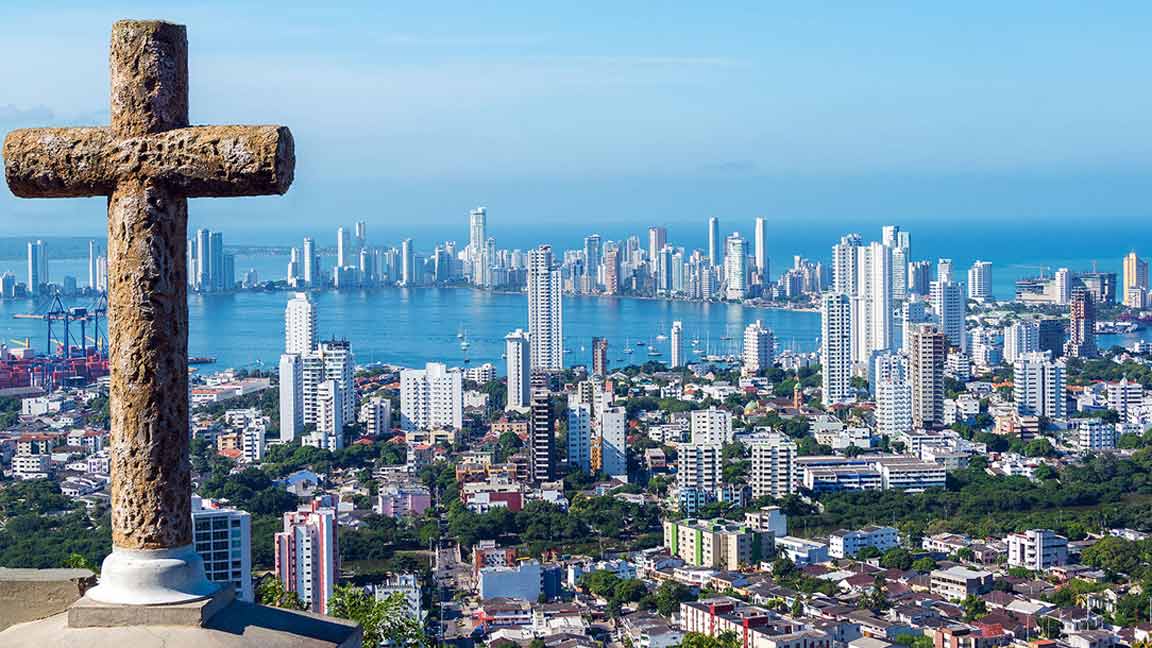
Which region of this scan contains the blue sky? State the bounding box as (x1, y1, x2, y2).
(1, 2, 1150, 242)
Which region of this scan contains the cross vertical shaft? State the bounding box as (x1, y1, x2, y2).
(106, 21, 194, 553)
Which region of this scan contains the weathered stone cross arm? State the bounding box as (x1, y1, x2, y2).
(4, 124, 293, 198)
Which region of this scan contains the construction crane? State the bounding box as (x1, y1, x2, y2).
(1017, 265, 1051, 279)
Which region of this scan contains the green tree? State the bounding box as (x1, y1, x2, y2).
(256, 577, 305, 611)
(329, 585, 428, 648)
(880, 547, 913, 571)
(961, 595, 987, 621)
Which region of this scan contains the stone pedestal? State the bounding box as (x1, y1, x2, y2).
(0, 586, 362, 647)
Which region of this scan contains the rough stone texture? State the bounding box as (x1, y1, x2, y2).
(0, 568, 96, 631)
(0, 601, 362, 647)
(0, 19, 295, 552)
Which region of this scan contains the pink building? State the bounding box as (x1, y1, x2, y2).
(374, 483, 432, 517)
(275, 500, 338, 614)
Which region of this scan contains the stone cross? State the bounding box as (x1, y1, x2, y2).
(2, 20, 294, 604)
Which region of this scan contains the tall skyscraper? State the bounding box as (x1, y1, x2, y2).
(583, 234, 602, 289)
(302, 237, 315, 286)
(529, 381, 555, 483)
(209, 230, 225, 291)
(1003, 320, 1040, 364)
(891, 229, 910, 301)
(647, 227, 668, 270)
(599, 406, 627, 481)
(567, 403, 592, 473)
(754, 217, 768, 280)
(591, 336, 609, 376)
(505, 329, 531, 411)
(400, 363, 464, 430)
(908, 324, 946, 429)
(191, 496, 253, 602)
(354, 220, 367, 254)
(742, 320, 775, 375)
(936, 258, 953, 284)
(311, 379, 345, 451)
(300, 340, 355, 430)
(832, 234, 862, 295)
(284, 292, 317, 355)
(873, 353, 912, 437)
(707, 217, 720, 267)
(723, 233, 747, 301)
(400, 238, 414, 286)
(931, 280, 966, 349)
(854, 242, 894, 363)
(1123, 252, 1149, 308)
(469, 207, 487, 258)
(87, 240, 99, 291)
(1064, 288, 1097, 358)
(749, 435, 798, 499)
(279, 353, 303, 442)
(527, 245, 563, 371)
(821, 292, 853, 404)
(907, 260, 931, 297)
(670, 322, 685, 369)
(967, 261, 992, 301)
(1014, 351, 1066, 418)
(26, 239, 45, 296)
(336, 226, 349, 268)
(275, 501, 338, 614)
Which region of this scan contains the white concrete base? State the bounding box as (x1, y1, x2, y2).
(86, 545, 219, 605)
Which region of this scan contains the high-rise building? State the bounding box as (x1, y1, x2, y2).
(302, 237, 315, 287)
(592, 336, 609, 376)
(400, 362, 463, 430)
(676, 443, 723, 513)
(191, 496, 253, 602)
(603, 246, 620, 295)
(278, 353, 303, 442)
(891, 229, 910, 301)
(742, 320, 774, 375)
(749, 434, 798, 499)
(1013, 351, 1066, 418)
(907, 260, 932, 297)
(400, 238, 414, 286)
(754, 217, 768, 281)
(1003, 320, 1040, 364)
(937, 258, 953, 284)
(527, 245, 563, 371)
(724, 233, 747, 301)
(300, 340, 356, 429)
(873, 353, 912, 437)
(310, 379, 345, 450)
(648, 227, 667, 269)
(284, 292, 317, 355)
(1038, 318, 1066, 358)
(1123, 252, 1149, 309)
(359, 396, 392, 437)
(26, 239, 45, 296)
(336, 226, 349, 268)
(599, 406, 627, 481)
(706, 217, 720, 267)
(1064, 289, 1097, 358)
(854, 242, 894, 363)
(87, 240, 99, 291)
(469, 207, 487, 259)
(567, 403, 591, 473)
(690, 408, 733, 445)
(908, 325, 946, 429)
(821, 292, 854, 404)
(529, 382, 555, 483)
(967, 261, 992, 301)
(670, 322, 685, 369)
(583, 234, 602, 290)
(275, 501, 338, 614)
(1053, 267, 1072, 306)
(931, 280, 966, 349)
(505, 329, 531, 411)
(832, 234, 862, 295)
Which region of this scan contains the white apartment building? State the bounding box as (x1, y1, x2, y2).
(1076, 418, 1116, 451)
(359, 396, 392, 437)
(821, 292, 854, 404)
(1014, 352, 1066, 418)
(676, 443, 723, 514)
(567, 403, 592, 473)
(670, 320, 685, 368)
(748, 434, 798, 499)
(527, 245, 563, 371)
(967, 261, 992, 301)
(742, 320, 775, 375)
(931, 280, 966, 350)
(505, 328, 531, 411)
(192, 495, 253, 602)
(690, 408, 733, 445)
(1007, 529, 1068, 571)
(284, 292, 316, 355)
(1003, 320, 1040, 364)
(400, 362, 464, 431)
(306, 379, 344, 451)
(599, 406, 628, 481)
(278, 353, 303, 442)
(828, 525, 900, 559)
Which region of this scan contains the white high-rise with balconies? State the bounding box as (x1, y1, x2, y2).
(931, 280, 966, 349)
(400, 362, 464, 431)
(967, 261, 992, 301)
(1013, 351, 1066, 418)
(1003, 320, 1040, 364)
(821, 292, 854, 404)
(670, 321, 685, 368)
(832, 234, 862, 295)
(527, 245, 563, 371)
(505, 329, 531, 411)
(749, 434, 798, 498)
(284, 292, 317, 355)
(754, 217, 768, 280)
(742, 320, 775, 375)
(724, 233, 748, 300)
(873, 353, 912, 437)
(690, 408, 733, 445)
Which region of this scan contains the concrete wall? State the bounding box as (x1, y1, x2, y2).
(0, 568, 96, 630)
